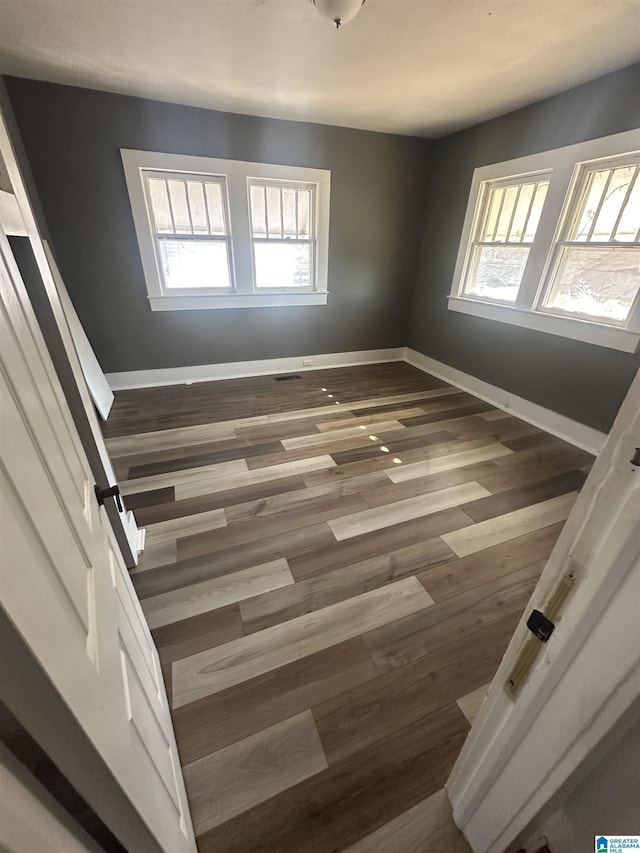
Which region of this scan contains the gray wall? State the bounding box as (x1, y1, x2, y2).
(408, 63, 640, 433)
(4, 78, 431, 373)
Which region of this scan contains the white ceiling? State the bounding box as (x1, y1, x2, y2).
(0, 0, 639, 138)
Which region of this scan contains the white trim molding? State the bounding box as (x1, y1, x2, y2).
(404, 347, 607, 455)
(106, 348, 404, 390)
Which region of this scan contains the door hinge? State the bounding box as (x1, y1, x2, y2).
(95, 484, 123, 512)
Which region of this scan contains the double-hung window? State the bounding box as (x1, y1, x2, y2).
(122, 150, 330, 310)
(449, 129, 640, 352)
(462, 175, 550, 303)
(248, 180, 315, 290)
(145, 172, 233, 291)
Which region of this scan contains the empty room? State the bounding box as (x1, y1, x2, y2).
(1, 2, 639, 852)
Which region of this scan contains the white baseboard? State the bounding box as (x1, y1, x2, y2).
(106, 344, 606, 456)
(404, 347, 606, 456)
(106, 348, 404, 390)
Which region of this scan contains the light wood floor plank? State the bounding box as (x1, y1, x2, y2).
(342, 788, 471, 853)
(441, 492, 577, 557)
(385, 442, 513, 483)
(457, 682, 491, 725)
(173, 639, 377, 762)
(120, 458, 248, 495)
(281, 419, 405, 450)
(141, 558, 294, 629)
(183, 710, 328, 835)
(239, 537, 453, 634)
(172, 577, 434, 707)
(175, 454, 337, 500)
(145, 508, 227, 546)
(131, 540, 177, 573)
(316, 407, 430, 432)
(328, 481, 490, 541)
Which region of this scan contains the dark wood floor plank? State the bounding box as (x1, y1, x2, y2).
(240, 536, 454, 634)
(133, 522, 336, 599)
(478, 451, 593, 494)
(132, 475, 308, 526)
(195, 702, 469, 853)
(360, 460, 501, 508)
(176, 493, 369, 561)
(128, 439, 283, 478)
(151, 604, 244, 664)
(364, 561, 543, 673)
(172, 638, 377, 764)
(314, 616, 511, 764)
(124, 486, 175, 512)
(349, 393, 470, 418)
(330, 429, 454, 465)
(288, 507, 473, 581)
(418, 522, 563, 603)
(400, 402, 494, 426)
(459, 469, 587, 523)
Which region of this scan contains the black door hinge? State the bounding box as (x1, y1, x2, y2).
(95, 484, 123, 512)
(631, 447, 640, 467)
(526, 609, 555, 643)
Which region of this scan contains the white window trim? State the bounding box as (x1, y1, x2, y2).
(121, 149, 331, 310)
(448, 129, 640, 352)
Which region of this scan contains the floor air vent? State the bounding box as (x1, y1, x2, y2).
(274, 375, 303, 381)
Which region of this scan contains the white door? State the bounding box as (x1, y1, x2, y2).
(0, 230, 196, 852)
(0, 106, 141, 567)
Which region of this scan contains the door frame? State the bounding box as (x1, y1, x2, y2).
(448, 368, 640, 852)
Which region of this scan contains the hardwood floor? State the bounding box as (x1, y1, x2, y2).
(105, 362, 593, 852)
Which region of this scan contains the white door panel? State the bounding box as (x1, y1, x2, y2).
(0, 230, 195, 851)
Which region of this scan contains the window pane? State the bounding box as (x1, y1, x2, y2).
(480, 186, 504, 242)
(523, 182, 549, 242)
(543, 246, 640, 322)
(494, 186, 519, 242)
(508, 183, 535, 242)
(148, 179, 174, 234)
(250, 185, 267, 236)
(254, 242, 311, 288)
(204, 183, 226, 235)
(167, 180, 192, 234)
(614, 170, 640, 242)
(282, 189, 297, 238)
(464, 245, 529, 302)
(297, 190, 311, 239)
(158, 239, 231, 289)
(186, 181, 209, 233)
(592, 166, 636, 241)
(571, 168, 610, 241)
(266, 186, 282, 237)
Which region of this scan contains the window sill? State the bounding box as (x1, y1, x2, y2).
(148, 292, 328, 311)
(447, 296, 640, 353)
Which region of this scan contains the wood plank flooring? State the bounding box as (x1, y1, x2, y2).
(106, 362, 593, 852)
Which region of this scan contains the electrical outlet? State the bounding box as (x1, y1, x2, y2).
(303, 359, 312, 366)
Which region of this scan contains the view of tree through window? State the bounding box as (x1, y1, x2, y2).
(542, 159, 640, 322)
